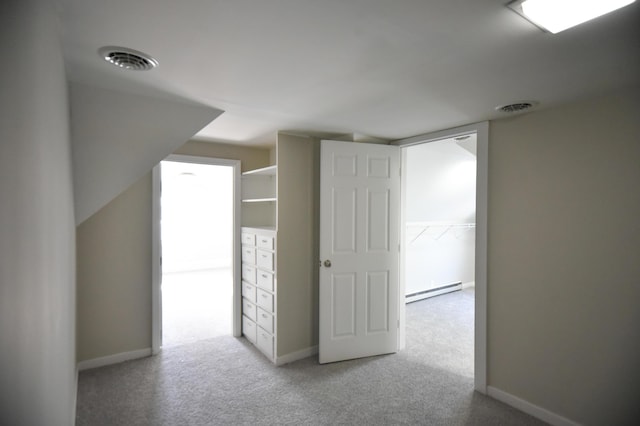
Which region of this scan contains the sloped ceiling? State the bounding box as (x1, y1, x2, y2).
(70, 82, 223, 224)
(57, 0, 640, 146)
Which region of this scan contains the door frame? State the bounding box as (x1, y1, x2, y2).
(392, 121, 488, 394)
(151, 154, 242, 354)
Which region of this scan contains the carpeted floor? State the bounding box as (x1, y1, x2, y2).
(161, 268, 233, 347)
(76, 289, 545, 425)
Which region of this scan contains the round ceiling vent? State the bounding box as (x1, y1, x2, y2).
(495, 101, 538, 113)
(98, 46, 158, 71)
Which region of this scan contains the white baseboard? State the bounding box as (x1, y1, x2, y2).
(275, 345, 318, 366)
(487, 386, 580, 426)
(462, 281, 475, 289)
(77, 348, 152, 371)
(406, 282, 462, 303)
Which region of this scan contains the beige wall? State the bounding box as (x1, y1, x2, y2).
(275, 134, 320, 356)
(0, 1, 77, 423)
(487, 89, 640, 424)
(76, 140, 270, 362)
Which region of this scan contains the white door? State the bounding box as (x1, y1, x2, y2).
(319, 140, 400, 364)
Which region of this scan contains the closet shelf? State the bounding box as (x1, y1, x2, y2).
(407, 222, 476, 243)
(242, 197, 277, 203)
(242, 165, 277, 176)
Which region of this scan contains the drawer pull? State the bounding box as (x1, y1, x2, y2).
(261, 274, 267, 278)
(262, 294, 267, 298)
(262, 314, 267, 318)
(261, 254, 267, 258)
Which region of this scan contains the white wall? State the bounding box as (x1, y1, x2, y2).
(404, 139, 476, 294)
(488, 89, 640, 424)
(161, 161, 233, 273)
(0, 1, 77, 424)
(70, 83, 223, 224)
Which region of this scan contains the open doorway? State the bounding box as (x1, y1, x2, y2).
(401, 134, 477, 378)
(152, 155, 242, 352)
(160, 160, 233, 347)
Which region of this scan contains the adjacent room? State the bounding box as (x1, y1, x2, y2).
(159, 160, 234, 347)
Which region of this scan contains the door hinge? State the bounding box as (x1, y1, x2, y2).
(397, 319, 400, 328)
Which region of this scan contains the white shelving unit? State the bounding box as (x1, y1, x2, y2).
(239, 133, 317, 365)
(241, 165, 276, 229)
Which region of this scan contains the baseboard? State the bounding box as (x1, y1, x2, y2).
(275, 345, 318, 366)
(462, 281, 475, 289)
(77, 348, 152, 371)
(406, 282, 462, 303)
(487, 386, 580, 426)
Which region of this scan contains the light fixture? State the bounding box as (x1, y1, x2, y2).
(508, 0, 636, 34)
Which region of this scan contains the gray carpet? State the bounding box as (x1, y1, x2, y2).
(76, 289, 545, 425)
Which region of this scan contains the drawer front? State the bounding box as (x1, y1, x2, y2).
(256, 235, 274, 250)
(242, 264, 256, 284)
(256, 329, 274, 359)
(241, 246, 256, 264)
(256, 270, 274, 292)
(241, 281, 257, 304)
(242, 298, 257, 322)
(257, 307, 274, 334)
(256, 288, 274, 312)
(241, 232, 256, 246)
(242, 315, 257, 343)
(256, 250, 274, 271)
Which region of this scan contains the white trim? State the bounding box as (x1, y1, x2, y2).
(77, 348, 152, 371)
(275, 346, 318, 366)
(152, 155, 243, 356)
(393, 121, 489, 394)
(487, 386, 580, 426)
(151, 165, 162, 354)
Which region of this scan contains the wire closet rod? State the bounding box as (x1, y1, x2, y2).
(407, 222, 476, 243)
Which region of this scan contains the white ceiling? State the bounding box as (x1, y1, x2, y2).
(57, 0, 640, 146)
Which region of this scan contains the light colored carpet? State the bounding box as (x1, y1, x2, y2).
(76, 289, 545, 425)
(161, 268, 232, 347)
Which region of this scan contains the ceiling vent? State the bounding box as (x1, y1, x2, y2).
(495, 101, 538, 113)
(98, 46, 158, 71)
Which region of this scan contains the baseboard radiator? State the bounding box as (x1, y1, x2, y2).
(406, 281, 462, 303)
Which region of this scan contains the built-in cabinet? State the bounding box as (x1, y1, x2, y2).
(239, 133, 318, 365)
(241, 227, 276, 359)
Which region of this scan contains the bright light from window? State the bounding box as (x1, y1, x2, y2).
(510, 0, 636, 34)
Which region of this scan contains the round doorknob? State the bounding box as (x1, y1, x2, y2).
(323, 259, 332, 268)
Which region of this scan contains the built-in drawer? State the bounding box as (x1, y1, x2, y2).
(257, 307, 274, 334)
(256, 288, 274, 312)
(242, 246, 256, 264)
(241, 232, 256, 246)
(242, 315, 257, 343)
(256, 235, 274, 250)
(256, 270, 274, 292)
(242, 264, 256, 284)
(242, 298, 257, 322)
(256, 329, 273, 359)
(257, 249, 274, 271)
(242, 281, 257, 304)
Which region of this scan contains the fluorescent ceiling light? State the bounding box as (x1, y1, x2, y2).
(508, 0, 636, 34)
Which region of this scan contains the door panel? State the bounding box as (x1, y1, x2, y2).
(319, 140, 400, 364)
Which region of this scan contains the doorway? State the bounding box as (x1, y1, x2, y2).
(160, 160, 232, 347)
(402, 134, 477, 378)
(394, 122, 488, 392)
(151, 155, 242, 353)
